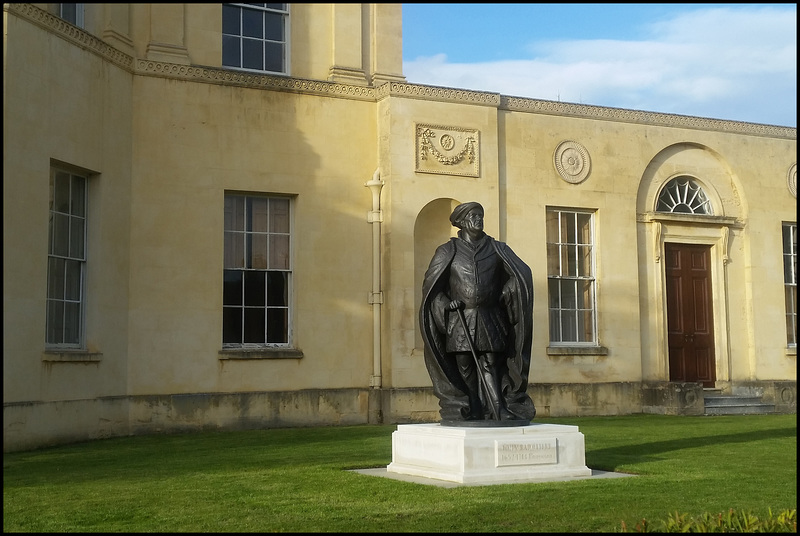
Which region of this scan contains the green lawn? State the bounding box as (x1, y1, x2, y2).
(3, 414, 796, 532)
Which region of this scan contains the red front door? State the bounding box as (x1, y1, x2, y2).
(665, 243, 716, 387)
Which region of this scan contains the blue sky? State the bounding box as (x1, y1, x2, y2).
(402, 4, 797, 127)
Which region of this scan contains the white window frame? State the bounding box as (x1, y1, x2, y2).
(222, 3, 290, 75)
(59, 3, 85, 28)
(656, 176, 714, 215)
(784, 222, 797, 347)
(546, 208, 598, 345)
(46, 167, 87, 348)
(223, 193, 293, 348)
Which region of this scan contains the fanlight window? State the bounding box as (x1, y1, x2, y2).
(656, 177, 714, 215)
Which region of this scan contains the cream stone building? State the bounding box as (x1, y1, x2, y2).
(3, 3, 796, 453)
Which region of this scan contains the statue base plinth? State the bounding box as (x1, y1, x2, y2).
(386, 423, 592, 485)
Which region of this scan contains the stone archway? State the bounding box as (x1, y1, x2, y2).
(636, 143, 746, 387)
(413, 198, 459, 350)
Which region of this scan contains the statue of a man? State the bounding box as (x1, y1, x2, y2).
(419, 202, 536, 426)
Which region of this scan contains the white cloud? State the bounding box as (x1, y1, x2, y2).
(403, 6, 796, 126)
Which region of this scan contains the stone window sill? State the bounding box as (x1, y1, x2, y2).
(219, 348, 304, 360)
(42, 350, 102, 362)
(546, 346, 609, 356)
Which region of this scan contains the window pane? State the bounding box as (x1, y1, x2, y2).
(560, 279, 577, 309)
(580, 309, 594, 342)
(222, 4, 241, 35)
(46, 300, 64, 344)
(223, 306, 242, 344)
(223, 270, 243, 306)
(61, 4, 78, 23)
(225, 195, 245, 231)
(64, 301, 81, 344)
(224, 231, 244, 268)
(71, 175, 86, 216)
(269, 235, 289, 269)
(52, 213, 70, 257)
(787, 286, 797, 345)
(267, 271, 288, 306)
(577, 213, 591, 244)
(243, 308, 265, 343)
(48, 257, 65, 299)
(269, 198, 289, 232)
(561, 310, 577, 341)
(546, 210, 558, 240)
(264, 42, 282, 72)
(53, 172, 71, 213)
(563, 213, 576, 243)
(546, 244, 559, 276)
(549, 311, 561, 342)
(579, 280, 594, 310)
(244, 271, 266, 307)
(242, 8, 264, 38)
(64, 260, 82, 301)
(242, 38, 264, 70)
(782, 225, 794, 253)
(248, 197, 268, 233)
(547, 278, 560, 308)
(577, 245, 591, 277)
(266, 308, 288, 343)
(264, 11, 283, 40)
(566, 245, 578, 277)
(70, 216, 85, 259)
(222, 35, 241, 68)
(250, 234, 268, 269)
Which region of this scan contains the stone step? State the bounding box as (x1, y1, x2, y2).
(703, 390, 775, 415)
(704, 395, 764, 406)
(704, 403, 776, 415)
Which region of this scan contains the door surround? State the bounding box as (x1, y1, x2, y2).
(638, 212, 741, 385)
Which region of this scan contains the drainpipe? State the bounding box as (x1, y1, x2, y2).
(365, 169, 384, 389)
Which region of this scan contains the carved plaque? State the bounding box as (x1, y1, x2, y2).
(554, 140, 591, 184)
(415, 124, 480, 177)
(495, 438, 558, 467)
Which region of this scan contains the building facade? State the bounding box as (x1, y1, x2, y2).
(3, 3, 796, 453)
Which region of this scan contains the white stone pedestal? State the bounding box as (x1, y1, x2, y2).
(386, 423, 592, 485)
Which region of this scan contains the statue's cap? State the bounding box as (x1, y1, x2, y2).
(450, 202, 484, 226)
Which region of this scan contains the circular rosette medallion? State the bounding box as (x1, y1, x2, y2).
(788, 162, 797, 198)
(554, 140, 591, 184)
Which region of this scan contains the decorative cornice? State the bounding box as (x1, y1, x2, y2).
(135, 60, 377, 100)
(7, 3, 797, 140)
(379, 82, 501, 106)
(5, 3, 133, 71)
(502, 96, 796, 140)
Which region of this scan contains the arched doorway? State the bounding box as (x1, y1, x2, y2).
(636, 144, 747, 387)
(413, 198, 459, 350)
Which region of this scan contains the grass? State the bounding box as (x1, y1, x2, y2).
(3, 414, 796, 532)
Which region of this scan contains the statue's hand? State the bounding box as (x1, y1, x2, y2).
(447, 300, 464, 312)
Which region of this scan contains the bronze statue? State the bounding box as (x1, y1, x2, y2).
(420, 202, 536, 426)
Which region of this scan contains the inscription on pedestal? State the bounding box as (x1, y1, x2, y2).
(495, 438, 558, 467)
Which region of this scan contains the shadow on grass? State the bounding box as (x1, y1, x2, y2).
(587, 426, 796, 470)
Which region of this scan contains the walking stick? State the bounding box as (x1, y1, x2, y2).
(454, 306, 501, 420)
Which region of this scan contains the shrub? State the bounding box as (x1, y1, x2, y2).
(620, 508, 797, 533)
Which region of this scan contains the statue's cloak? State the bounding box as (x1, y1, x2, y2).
(419, 236, 537, 422)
